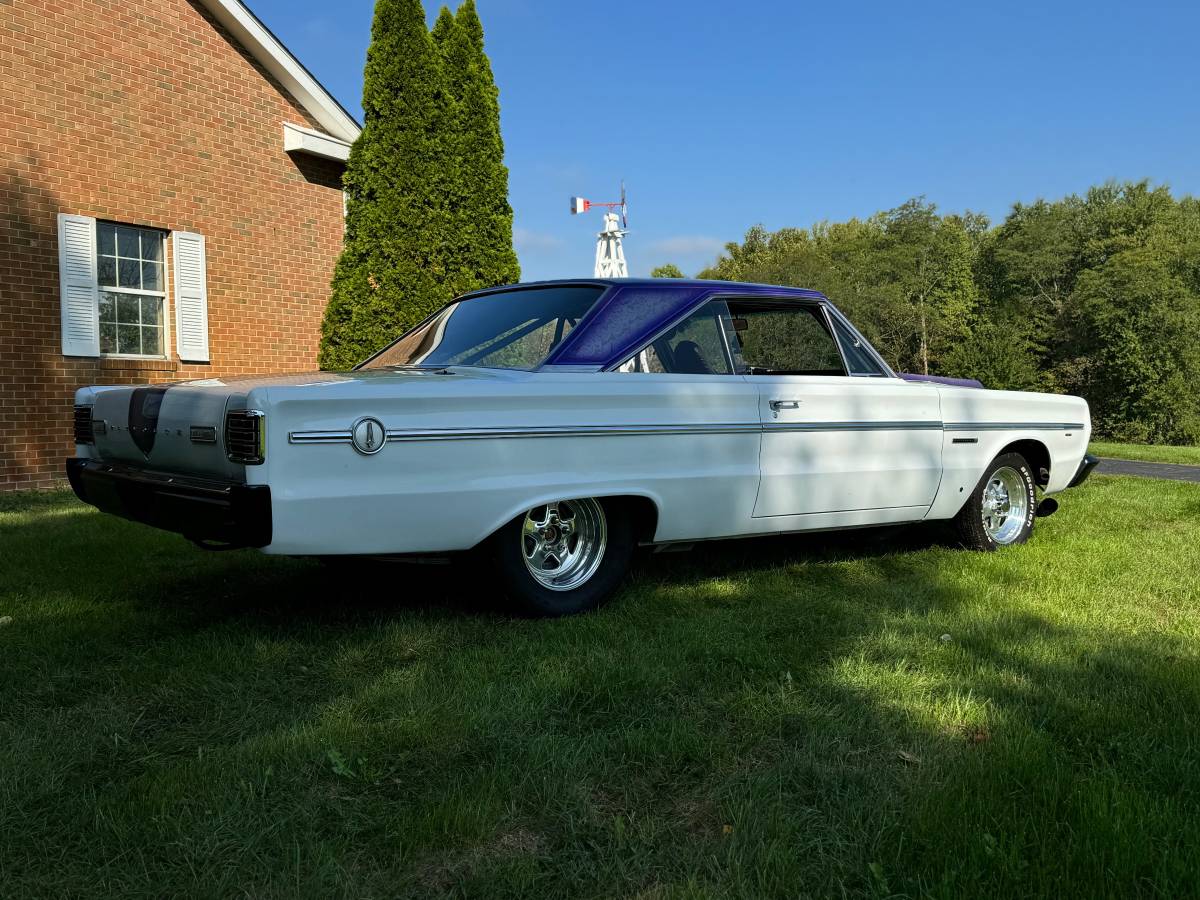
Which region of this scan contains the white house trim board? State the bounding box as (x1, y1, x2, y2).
(283, 122, 351, 162)
(198, 0, 361, 144)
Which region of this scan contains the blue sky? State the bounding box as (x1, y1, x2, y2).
(259, 0, 1200, 281)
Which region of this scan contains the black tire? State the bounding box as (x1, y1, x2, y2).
(487, 497, 635, 617)
(953, 452, 1037, 551)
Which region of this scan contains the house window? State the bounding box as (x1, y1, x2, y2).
(96, 222, 167, 357)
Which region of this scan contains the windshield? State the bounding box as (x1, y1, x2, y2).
(360, 285, 605, 370)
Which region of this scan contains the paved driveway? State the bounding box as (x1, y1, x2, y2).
(1096, 458, 1200, 483)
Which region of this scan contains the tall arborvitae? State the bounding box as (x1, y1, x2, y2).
(434, 0, 520, 293)
(319, 0, 455, 370)
(430, 7, 473, 300)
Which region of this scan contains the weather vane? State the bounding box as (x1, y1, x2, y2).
(569, 182, 628, 277)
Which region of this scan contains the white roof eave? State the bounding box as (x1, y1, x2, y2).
(283, 122, 351, 162)
(198, 0, 361, 145)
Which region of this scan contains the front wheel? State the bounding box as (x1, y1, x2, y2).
(487, 497, 634, 616)
(953, 452, 1037, 551)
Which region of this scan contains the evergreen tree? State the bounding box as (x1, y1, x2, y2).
(434, 0, 520, 294)
(319, 0, 455, 370)
(430, 8, 471, 299)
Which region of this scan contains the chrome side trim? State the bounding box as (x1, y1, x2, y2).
(944, 422, 1085, 432)
(289, 420, 952, 445)
(289, 425, 758, 444)
(289, 420, 1083, 445)
(763, 420, 942, 433)
(388, 423, 761, 441)
(290, 430, 353, 444)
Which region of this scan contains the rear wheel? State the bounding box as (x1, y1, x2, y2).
(954, 452, 1037, 551)
(488, 497, 634, 616)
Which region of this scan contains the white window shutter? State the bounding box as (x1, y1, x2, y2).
(173, 231, 210, 362)
(57, 213, 100, 357)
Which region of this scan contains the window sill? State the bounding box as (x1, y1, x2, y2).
(98, 356, 179, 373)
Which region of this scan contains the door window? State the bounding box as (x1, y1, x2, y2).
(725, 301, 847, 376)
(830, 316, 886, 376)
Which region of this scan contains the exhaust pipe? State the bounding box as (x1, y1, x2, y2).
(1036, 497, 1059, 518)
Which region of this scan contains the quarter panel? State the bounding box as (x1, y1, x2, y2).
(262, 373, 763, 554)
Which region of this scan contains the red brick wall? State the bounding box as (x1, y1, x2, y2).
(0, 0, 348, 490)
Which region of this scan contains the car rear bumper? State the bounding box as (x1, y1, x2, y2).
(1068, 453, 1100, 488)
(66, 457, 271, 548)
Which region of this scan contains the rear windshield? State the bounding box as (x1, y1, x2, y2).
(360, 286, 605, 371)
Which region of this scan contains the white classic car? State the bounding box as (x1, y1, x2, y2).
(69, 279, 1098, 615)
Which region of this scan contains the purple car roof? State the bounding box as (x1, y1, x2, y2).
(461, 278, 831, 370)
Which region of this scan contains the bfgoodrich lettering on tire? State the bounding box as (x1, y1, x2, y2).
(488, 497, 634, 616)
(953, 452, 1037, 551)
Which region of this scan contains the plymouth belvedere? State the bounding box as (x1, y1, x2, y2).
(68, 279, 1098, 615)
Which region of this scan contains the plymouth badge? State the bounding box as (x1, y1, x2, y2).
(350, 416, 386, 455)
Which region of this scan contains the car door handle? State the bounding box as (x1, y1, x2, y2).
(768, 399, 800, 410)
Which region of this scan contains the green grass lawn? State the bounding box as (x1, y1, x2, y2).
(1089, 440, 1200, 466)
(2, 478, 1198, 898)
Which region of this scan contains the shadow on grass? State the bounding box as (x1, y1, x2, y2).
(0, 487, 956, 634)
(1, 486, 1197, 897)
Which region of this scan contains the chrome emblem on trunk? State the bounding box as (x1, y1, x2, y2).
(189, 426, 217, 444)
(351, 417, 386, 455)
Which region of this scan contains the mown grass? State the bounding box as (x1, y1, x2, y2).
(1, 478, 1198, 899)
(1090, 440, 1200, 466)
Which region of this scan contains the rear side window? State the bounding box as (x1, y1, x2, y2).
(831, 316, 886, 376)
(615, 301, 734, 374)
(362, 285, 604, 370)
(725, 301, 846, 376)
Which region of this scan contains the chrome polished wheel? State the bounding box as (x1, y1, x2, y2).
(981, 466, 1029, 545)
(521, 498, 607, 591)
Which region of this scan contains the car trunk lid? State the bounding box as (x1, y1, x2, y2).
(90, 382, 246, 480)
(82, 367, 502, 478)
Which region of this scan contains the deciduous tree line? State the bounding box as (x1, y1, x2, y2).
(319, 0, 519, 371)
(658, 182, 1200, 444)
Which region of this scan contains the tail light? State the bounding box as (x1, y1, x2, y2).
(224, 409, 266, 465)
(73, 405, 94, 444)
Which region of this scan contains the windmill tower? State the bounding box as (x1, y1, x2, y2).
(569, 183, 628, 277)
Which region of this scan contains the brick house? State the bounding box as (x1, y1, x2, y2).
(1, 0, 360, 490)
